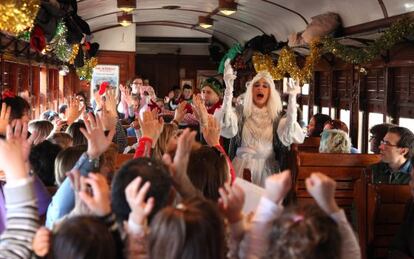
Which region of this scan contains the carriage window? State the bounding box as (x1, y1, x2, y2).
(340, 109, 350, 129)
(322, 107, 330, 115)
(302, 105, 309, 126)
(399, 117, 414, 132)
(313, 105, 319, 115)
(358, 111, 363, 150)
(331, 107, 336, 118)
(368, 112, 384, 153)
(301, 83, 309, 95)
(39, 68, 47, 114)
(59, 75, 64, 105)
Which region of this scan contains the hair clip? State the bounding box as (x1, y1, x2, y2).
(292, 214, 304, 223)
(176, 203, 187, 211)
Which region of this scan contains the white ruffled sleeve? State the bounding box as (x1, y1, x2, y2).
(214, 58, 239, 138)
(214, 105, 239, 138)
(277, 93, 305, 146)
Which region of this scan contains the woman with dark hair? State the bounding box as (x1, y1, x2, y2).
(0, 94, 31, 135)
(307, 113, 332, 137)
(187, 146, 229, 201)
(66, 121, 88, 146)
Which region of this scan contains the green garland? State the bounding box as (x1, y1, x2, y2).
(49, 21, 72, 62)
(322, 18, 414, 64)
(218, 43, 243, 73)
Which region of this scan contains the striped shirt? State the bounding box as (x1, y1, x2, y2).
(0, 178, 39, 259)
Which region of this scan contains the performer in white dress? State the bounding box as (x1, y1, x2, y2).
(214, 60, 305, 186)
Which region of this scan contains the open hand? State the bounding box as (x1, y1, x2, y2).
(125, 176, 155, 226)
(139, 109, 164, 143)
(78, 173, 111, 216)
(202, 115, 220, 147)
(0, 103, 11, 135)
(218, 182, 245, 223)
(80, 113, 115, 159)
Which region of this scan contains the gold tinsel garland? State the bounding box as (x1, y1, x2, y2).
(68, 44, 80, 65)
(252, 42, 321, 84)
(0, 0, 40, 35)
(76, 57, 98, 81)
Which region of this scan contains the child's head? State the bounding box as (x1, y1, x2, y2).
(0, 95, 31, 123)
(54, 145, 87, 186)
(153, 123, 179, 160)
(100, 143, 119, 184)
(265, 204, 341, 259)
(66, 121, 87, 146)
(52, 216, 117, 259)
(48, 132, 74, 149)
(29, 140, 62, 186)
(28, 120, 54, 143)
(187, 146, 228, 201)
(111, 157, 173, 223)
(149, 198, 226, 259)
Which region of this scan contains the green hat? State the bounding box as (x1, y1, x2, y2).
(200, 77, 224, 96)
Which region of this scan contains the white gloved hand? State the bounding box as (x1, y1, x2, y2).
(287, 78, 301, 96)
(223, 59, 236, 95)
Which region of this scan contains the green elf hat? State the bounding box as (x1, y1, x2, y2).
(200, 77, 224, 96)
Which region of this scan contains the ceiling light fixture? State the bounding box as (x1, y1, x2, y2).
(118, 13, 133, 27)
(198, 16, 214, 29)
(117, 0, 136, 13)
(218, 0, 237, 16)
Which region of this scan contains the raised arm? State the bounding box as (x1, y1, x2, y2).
(306, 173, 361, 259)
(0, 122, 39, 259)
(277, 79, 305, 146)
(214, 59, 239, 138)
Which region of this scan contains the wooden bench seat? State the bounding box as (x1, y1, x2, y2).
(116, 153, 134, 170)
(294, 152, 381, 258)
(367, 184, 411, 259)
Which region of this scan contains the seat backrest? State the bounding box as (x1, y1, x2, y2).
(295, 152, 381, 259)
(116, 153, 134, 170)
(295, 152, 381, 213)
(295, 137, 321, 153)
(127, 136, 137, 146)
(367, 183, 411, 258)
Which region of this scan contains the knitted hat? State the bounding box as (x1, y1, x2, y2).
(200, 77, 224, 96)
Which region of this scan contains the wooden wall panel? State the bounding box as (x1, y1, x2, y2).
(391, 67, 414, 118)
(334, 69, 352, 109)
(136, 54, 217, 98)
(363, 68, 385, 113)
(96, 50, 136, 87)
(314, 71, 331, 107)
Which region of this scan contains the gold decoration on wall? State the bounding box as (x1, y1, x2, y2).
(252, 42, 321, 84)
(0, 0, 40, 35)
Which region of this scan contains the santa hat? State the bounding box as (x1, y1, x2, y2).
(98, 82, 109, 95)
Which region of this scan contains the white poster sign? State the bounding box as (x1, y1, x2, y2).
(91, 65, 120, 91)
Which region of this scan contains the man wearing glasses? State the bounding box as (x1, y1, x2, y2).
(372, 127, 414, 184)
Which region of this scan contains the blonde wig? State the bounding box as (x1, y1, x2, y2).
(319, 129, 351, 153)
(243, 71, 282, 121)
